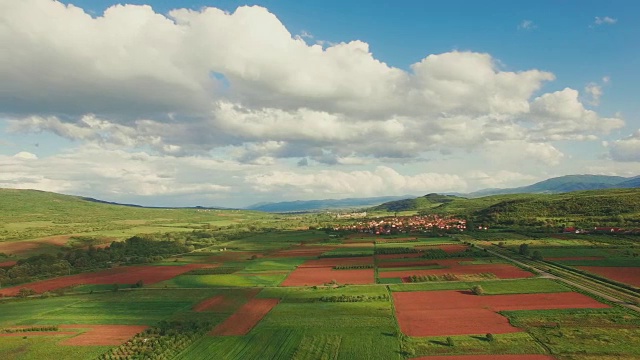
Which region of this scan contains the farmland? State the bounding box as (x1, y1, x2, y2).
(1, 189, 639, 359)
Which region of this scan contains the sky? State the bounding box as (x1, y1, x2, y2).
(1, 0, 639, 208)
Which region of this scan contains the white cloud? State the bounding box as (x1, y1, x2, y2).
(0, 0, 631, 206)
(0, 146, 235, 202)
(245, 166, 467, 196)
(594, 16, 617, 25)
(528, 88, 624, 140)
(482, 141, 565, 167)
(607, 130, 640, 162)
(13, 151, 38, 160)
(518, 20, 537, 30)
(468, 170, 536, 189)
(584, 83, 603, 106)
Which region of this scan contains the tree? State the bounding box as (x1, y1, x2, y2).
(519, 243, 530, 256)
(471, 285, 485, 296)
(17, 288, 36, 298)
(531, 250, 543, 261)
(486, 333, 494, 342)
(446, 336, 455, 347)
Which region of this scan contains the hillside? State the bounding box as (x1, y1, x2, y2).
(371, 193, 461, 212)
(372, 188, 640, 228)
(468, 174, 634, 197)
(0, 189, 267, 243)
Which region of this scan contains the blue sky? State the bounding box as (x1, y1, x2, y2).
(1, 0, 639, 207)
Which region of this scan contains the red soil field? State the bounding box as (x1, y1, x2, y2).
(547, 256, 605, 261)
(300, 256, 374, 268)
(210, 298, 279, 336)
(0, 260, 17, 267)
(59, 324, 148, 346)
(0, 241, 42, 255)
(379, 261, 533, 280)
(281, 267, 374, 286)
(193, 295, 225, 312)
(394, 290, 608, 336)
(0, 236, 73, 254)
(281, 256, 375, 286)
(0, 263, 212, 297)
(412, 355, 555, 360)
(577, 266, 640, 286)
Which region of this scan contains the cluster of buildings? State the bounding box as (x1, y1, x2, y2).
(563, 226, 640, 235)
(332, 215, 467, 234)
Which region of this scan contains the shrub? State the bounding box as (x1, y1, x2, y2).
(17, 288, 36, 298)
(471, 285, 485, 295)
(446, 336, 455, 347)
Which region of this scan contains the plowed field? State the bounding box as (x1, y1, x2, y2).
(60, 324, 148, 346)
(281, 256, 375, 286)
(379, 260, 533, 280)
(210, 298, 279, 336)
(577, 266, 640, 286)
(393, 290, 608, 336)
(412, 355, 555, 360)
(0, 263, 212, 296)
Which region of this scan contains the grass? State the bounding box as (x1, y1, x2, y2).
(255, 301, 396, 331)
(258, 285, 389, 302)
(176, 330, 301, 360)
(377, 278, 403, 284)
(0, 289, 219, 326)
(155, 273, 288, 288)
(0, 336, 110, 360)
(388, 278, 570, 294)
(405, 332, 546, 357)
(320, 248, 373, 257)
(502, 308, 640, 358)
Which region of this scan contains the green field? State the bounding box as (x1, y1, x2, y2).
(1, 189, 640, 359)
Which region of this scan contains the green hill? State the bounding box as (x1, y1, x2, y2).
(0, 189, 267, 243)
(372, 188, 640, 228)
(371, 193, 461, 212)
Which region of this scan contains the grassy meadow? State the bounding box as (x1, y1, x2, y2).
(1, 189, 639, 359)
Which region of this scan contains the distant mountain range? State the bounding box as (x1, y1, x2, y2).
(246, 174, 640, 212)
(244, 195, 413, 213)
(467, 174, 640, 197)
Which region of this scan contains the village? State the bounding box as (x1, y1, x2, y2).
(332, 215, 467, 234)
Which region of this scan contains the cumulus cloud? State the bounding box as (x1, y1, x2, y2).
(7, 1, 615, 161)
(0, 0, 630, 205)
(594, 16, 617, 25)
(468, 170, 536, 189)
(584, 83, 603, 106)
(584, 76, 611, 106)
(482, 141, 565, 167)
(518, 20, 537, 30)
(528, 88, 624, 140)
(607, 130, 640, 162)
(0, 146, 235, 202)
(13, 151, 38, 160)
(245, 166, 467, 196)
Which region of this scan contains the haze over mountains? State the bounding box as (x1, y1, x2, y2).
(247, 174, 640, 212)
